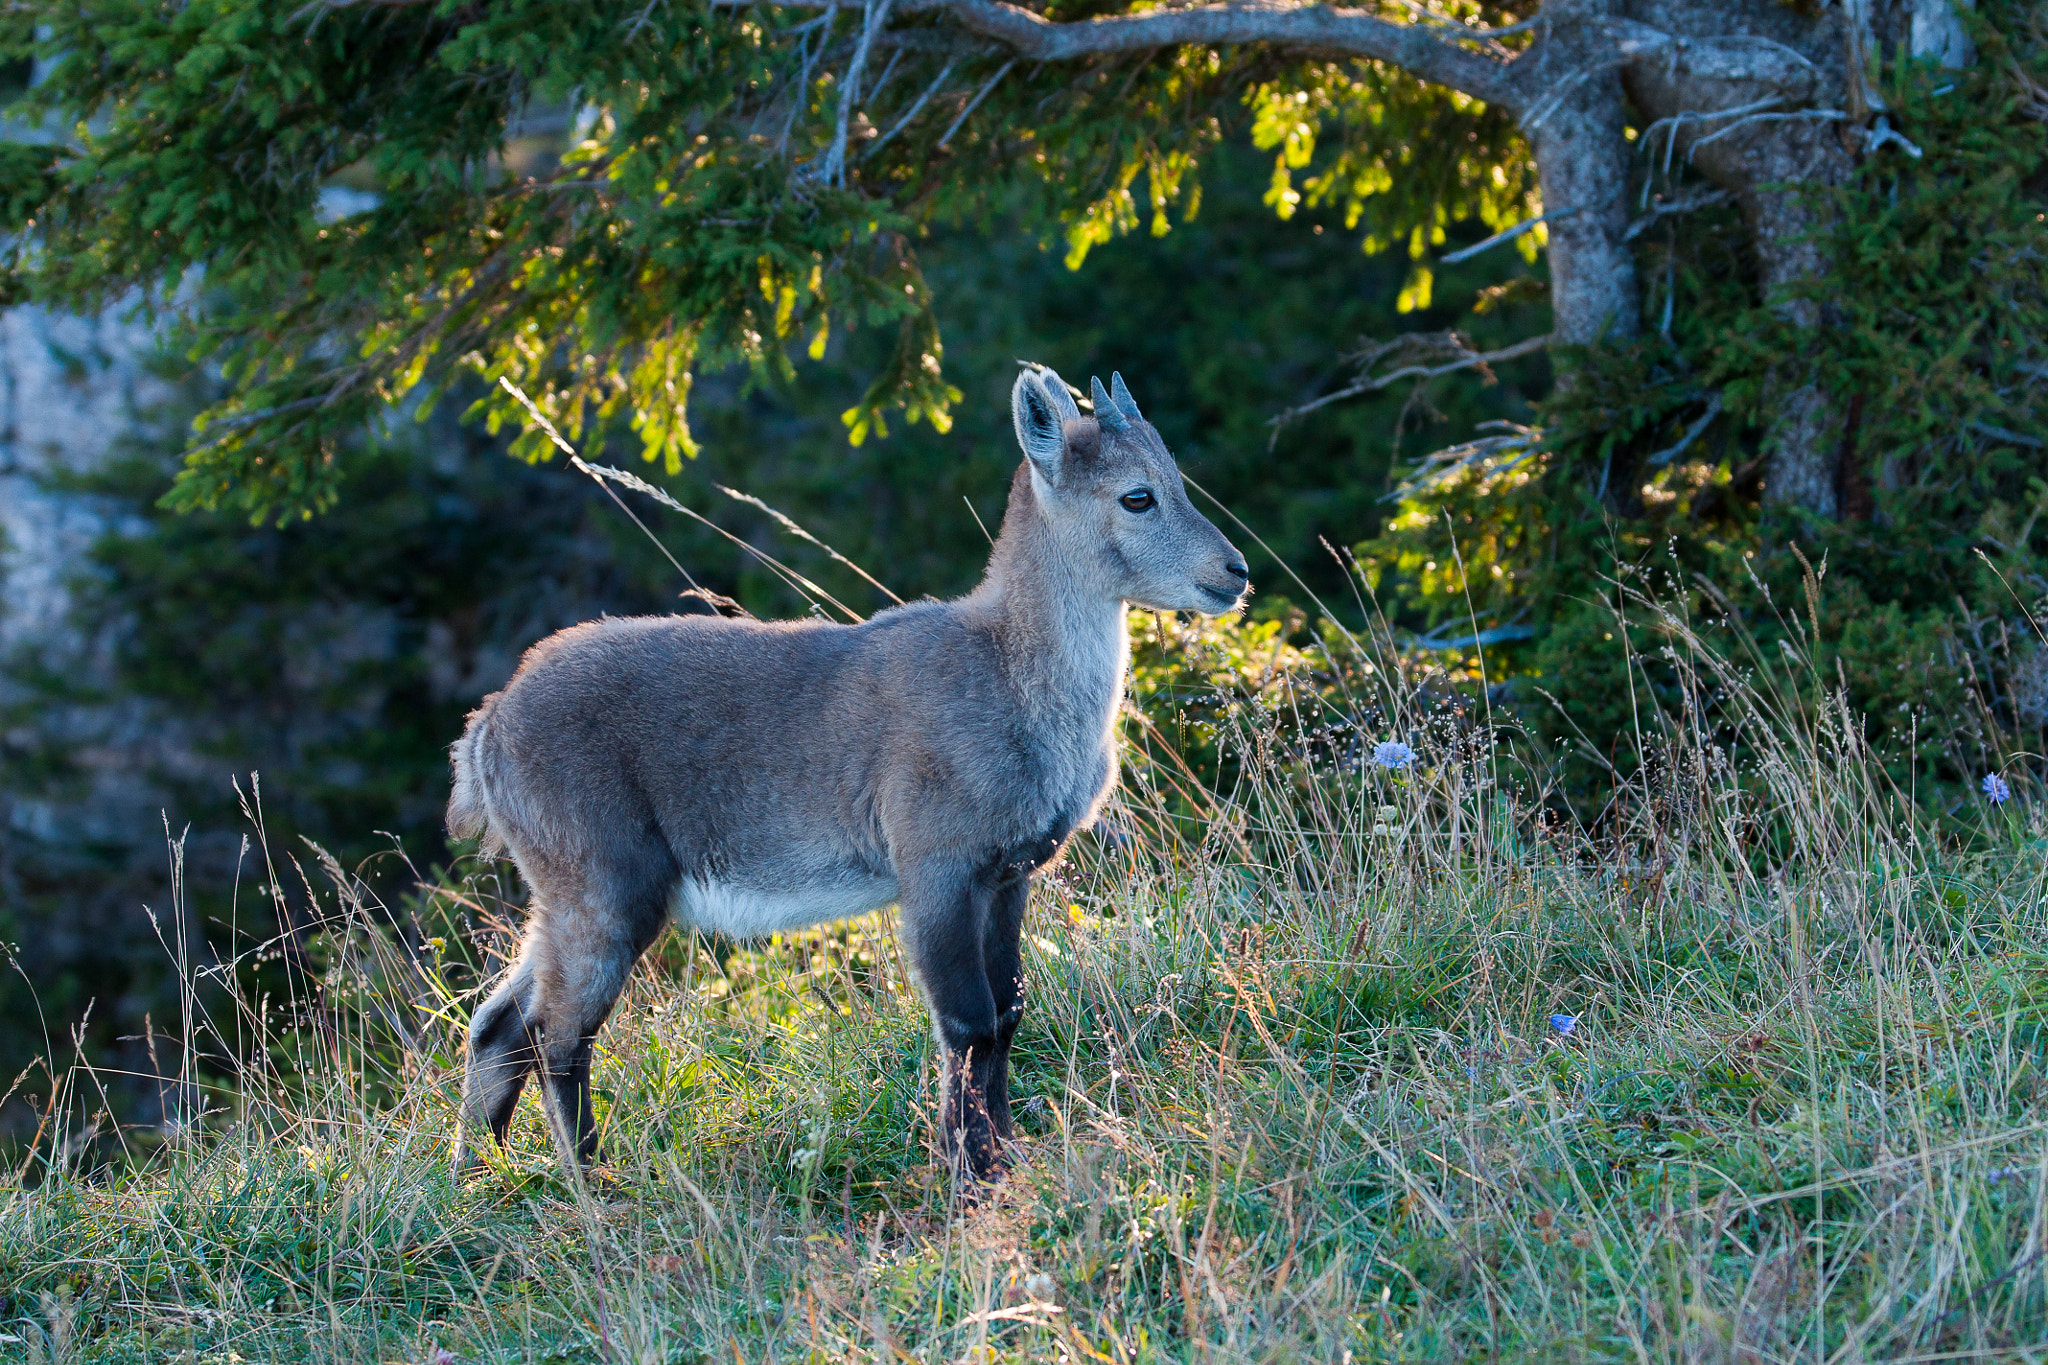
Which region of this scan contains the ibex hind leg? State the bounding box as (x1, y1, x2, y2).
(528, 863, 673, 1166)
(454, 954, 540, 1174)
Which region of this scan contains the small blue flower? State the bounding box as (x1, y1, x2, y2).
(1373, 740, 1416, 770)
(1983, 772, 2012, 804)
(1550, 1014, 1578, 1035)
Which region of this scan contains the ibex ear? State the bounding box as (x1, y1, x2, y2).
(1012, 367, 1073, 483)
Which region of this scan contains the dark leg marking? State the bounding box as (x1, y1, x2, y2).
(904, 843, 1051, 1190)
(457, 955, 539, 1168)
(981, 868, 1029, 1143)
(531, 878, 670, 1164)
(463, 835, 676, 1170)
(901, 858, 1004, 1186)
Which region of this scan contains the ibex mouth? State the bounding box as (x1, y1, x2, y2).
(1198, 582, 1247, 609)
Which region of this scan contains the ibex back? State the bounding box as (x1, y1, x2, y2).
(447, 366, 1248, 1184)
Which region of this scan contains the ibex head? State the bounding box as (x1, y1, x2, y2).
(1011, 365, 1250, 615)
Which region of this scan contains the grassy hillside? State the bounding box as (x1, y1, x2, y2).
(5, 584, 2047, 1364)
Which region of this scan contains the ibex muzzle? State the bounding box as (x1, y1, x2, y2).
(447, 366, 1248, 1184)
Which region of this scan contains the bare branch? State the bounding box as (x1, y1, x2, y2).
(916, 0, 1516, 106)
(1410, 608, 1536, 651)
(1439, 208, 1578, 265)
(2007, 54, 2048, 121)
(866, 45, 908, 107)
(1624, 186, 1729, 240)
(805, 0, 895, 187)
(872, 28, 985, 53)
(1863, 114, 1923, 159)
(936, 58, 1015, 148)
(864, 55, 961, 160)
(1970, 419, 2045, 450)
(1646, 392, 1721, 466)
(1269, 329, 1540, 421)
(1519, 55, 1632, 131)
(1691, 107, 1846, 152)
(290, 0, 440, 20)
(1387, 0, 1542, 55)
(1641, 94, 1787, 174)
(1382, 420, 1543, 502)
(778, 5, 840, 153)
(725, 3, 1856, 138)
(1272, 332, 1549, 433)
(1600, 20, 1818, 99)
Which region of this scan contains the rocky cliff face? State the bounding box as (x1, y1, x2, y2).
(1, 304, 195, 842)
(0, 301, 198, 1127)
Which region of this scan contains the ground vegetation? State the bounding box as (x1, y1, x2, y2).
(5, 580, 2047, 1363)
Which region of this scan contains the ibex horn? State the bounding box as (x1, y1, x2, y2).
(1109, 372, 1143, 425)
(1090, 375, 1128, 430)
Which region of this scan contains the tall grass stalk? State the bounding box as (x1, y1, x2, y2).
(4, 564, 2047, 1365)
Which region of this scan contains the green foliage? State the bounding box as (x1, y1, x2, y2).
(593, 140, 1549, 618)
(1713, 48, 2048, 532)
(1248, 60, 1536, 314)
(9, 0, 2041, 813)
(0, 0, 1536, 523)
(0, 0, 935, 519)
(6, 141, 1544, 862)
(0, 402, 677, 1127)
(0, 139, 54, 224)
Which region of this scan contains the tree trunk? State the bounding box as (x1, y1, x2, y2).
(1516, 0, 1642, 348)
(1620, 0, 1972, 519)
(1703, 121, 1857, 520)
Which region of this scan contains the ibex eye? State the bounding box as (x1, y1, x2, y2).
(1119, 489, 1156, 513)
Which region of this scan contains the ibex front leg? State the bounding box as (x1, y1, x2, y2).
(901, 858, 1006, 1189)
(982, 867, 1029, 1146)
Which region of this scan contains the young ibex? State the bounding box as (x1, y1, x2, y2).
(446, 366, 1248, 1183)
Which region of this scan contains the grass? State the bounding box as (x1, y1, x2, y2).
(6, 574, 2048, 1365)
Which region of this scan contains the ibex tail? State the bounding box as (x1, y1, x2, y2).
(447, 694, 505, 856)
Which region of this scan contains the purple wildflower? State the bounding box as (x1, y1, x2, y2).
(1550, 1014, 1578, 1035)
(1373, 740, 1416, 770)
(1983, 772, 2012, 804)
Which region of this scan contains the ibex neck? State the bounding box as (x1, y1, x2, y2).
(971, 467, 1129, 727)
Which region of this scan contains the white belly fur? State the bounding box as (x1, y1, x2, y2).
(671, 873, 899, 940)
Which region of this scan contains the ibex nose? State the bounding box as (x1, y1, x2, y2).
(1224, 559, 1250, 583)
